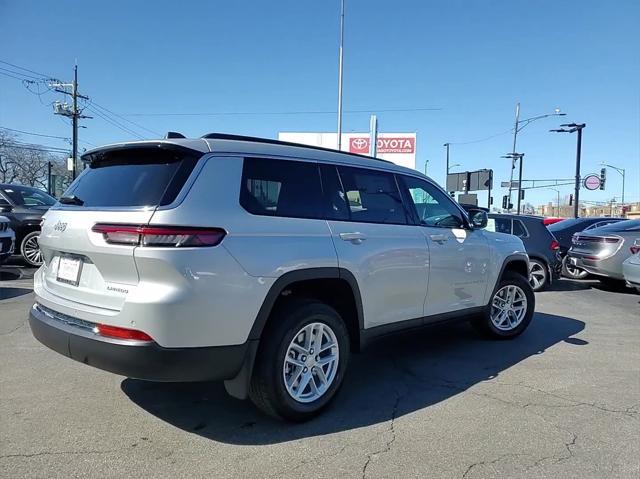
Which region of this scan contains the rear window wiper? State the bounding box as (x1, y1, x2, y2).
(59, 195, 85, 206)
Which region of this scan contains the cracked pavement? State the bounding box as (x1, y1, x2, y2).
(1, 267, 639, 478)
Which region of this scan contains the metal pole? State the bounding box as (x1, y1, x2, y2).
(47, 161, 52, 195)
(444, 142, 450, 187)
(368, 114, 378, 157)
(72, 64, 78, 181)
(557, 190, 560, 217)
(507, 102, 520, 212)
(621, 168, 625, 206)
(488, 170, 492, 209)
(573, 127, 583, 218)
(336, 0, 345, 151)
(516, 154, 523, 214)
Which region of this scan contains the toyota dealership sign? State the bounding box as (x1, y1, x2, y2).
(348, 136, 415, 154)
(278, 132, 417, 170)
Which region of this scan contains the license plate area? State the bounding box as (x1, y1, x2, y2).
(57, 256, 84, 286)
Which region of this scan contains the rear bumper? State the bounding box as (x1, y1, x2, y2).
(29, 303, 250, 382)
(567, 254, 624, 280)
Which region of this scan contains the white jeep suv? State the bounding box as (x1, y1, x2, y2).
(29, 134, 533, 421)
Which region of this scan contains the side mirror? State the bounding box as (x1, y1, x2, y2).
(470, 210, 488, 229)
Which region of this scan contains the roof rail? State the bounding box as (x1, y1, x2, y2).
(200, 132, 392, 164)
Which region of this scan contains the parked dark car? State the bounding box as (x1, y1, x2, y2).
(548, 217, 626, 279)
(488, 214, 562, 291)
(0, 184, 56, 266)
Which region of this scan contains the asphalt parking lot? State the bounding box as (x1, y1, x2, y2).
(1, 263, 638, 479)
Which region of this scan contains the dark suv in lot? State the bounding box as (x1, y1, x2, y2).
(488, 214, 562, 291)
(0, 184, 56, 266)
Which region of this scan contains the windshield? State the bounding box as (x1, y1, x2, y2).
(590, 219, 640, 233)
(1, 185, 56, 206)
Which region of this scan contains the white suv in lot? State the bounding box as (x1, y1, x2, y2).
(29, 134, 534, 421)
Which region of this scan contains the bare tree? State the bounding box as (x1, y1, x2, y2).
(0, 130, 70, 194)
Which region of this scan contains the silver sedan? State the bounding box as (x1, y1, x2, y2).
(567, 219, 640, 286)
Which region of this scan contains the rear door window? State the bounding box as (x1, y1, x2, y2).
(336, 166, 407, 225)
(493, 217, 512, 234)
(512, 219, 529, 237)
(65, 147, 199, 207)
(240, 157, 322, 219)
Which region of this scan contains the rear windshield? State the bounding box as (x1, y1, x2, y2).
(63, 147, 199, 207)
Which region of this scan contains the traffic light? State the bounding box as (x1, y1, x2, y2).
(600, 168, 606, 190)
(519, 190, 525, 200)
(502, 195, 508, 209)
(569, 194, 574, 206)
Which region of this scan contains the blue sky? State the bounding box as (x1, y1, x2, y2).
(1, 0, 638, 207)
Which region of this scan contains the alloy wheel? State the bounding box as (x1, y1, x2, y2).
(282, 322, 339, 403)
(490, 285, 528, 331)
(23, 233, 43, 266)
(529, 262, 546, 290)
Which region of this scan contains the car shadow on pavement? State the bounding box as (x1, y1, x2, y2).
(121, 312, 585, 445)
(0, 287, 32, 300)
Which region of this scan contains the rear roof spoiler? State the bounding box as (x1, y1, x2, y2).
(80, 142, 204, 164)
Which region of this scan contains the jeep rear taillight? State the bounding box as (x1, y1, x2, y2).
(550, 240, 560, 251)
(91, 224, 226, 247)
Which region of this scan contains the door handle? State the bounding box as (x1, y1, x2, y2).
(429, 233, 448, 243)
(339, 232, 367, 244)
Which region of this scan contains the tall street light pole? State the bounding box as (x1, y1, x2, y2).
(507, 104, 566, 213)
(551, 123, 586, 218)
(601, 163, 626, 206)
(336, 0, 345, 151)
(444, 142, 450, 187)
(502, 153, 524, 212)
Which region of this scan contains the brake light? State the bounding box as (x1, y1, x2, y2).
(91, 224, 226, 247)
(550, 240, 560, 251)
(94, 324, 153, 342)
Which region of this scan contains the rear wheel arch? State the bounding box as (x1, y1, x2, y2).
(249, 268, 364, 352)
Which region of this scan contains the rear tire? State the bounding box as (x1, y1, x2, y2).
(472, 272, 535, 339)
(562, 256, 588, 279)
(20, 231, 43, 267)
(249, 299, 350, 421)
(528, 259, 548, 291)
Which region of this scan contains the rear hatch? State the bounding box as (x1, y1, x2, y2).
(38, 143, 204, 311)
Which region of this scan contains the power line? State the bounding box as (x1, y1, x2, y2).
(3, 141, 70, 154)
(0, 70, 29, 81)
(0, 126, 70, 141)
(122, 107, 443, 117)
(86, 105, 145, 140)
(88, 101, 161, 136)
(0, 60, 52, 79)
(0, 66, 44, 81)
(448, 128, 514, 146)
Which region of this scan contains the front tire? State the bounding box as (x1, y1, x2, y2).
(528, 259, 548, 291)
(20, 231, 43, 267)
(473, 272, 535, 339)
(249, 299, 350, 421)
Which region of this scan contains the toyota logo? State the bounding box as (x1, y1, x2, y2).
(351, 138, 368, 150)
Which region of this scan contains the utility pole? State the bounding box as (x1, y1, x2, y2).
(50, 64, 91, 180)
(336, 0, 345, 151)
